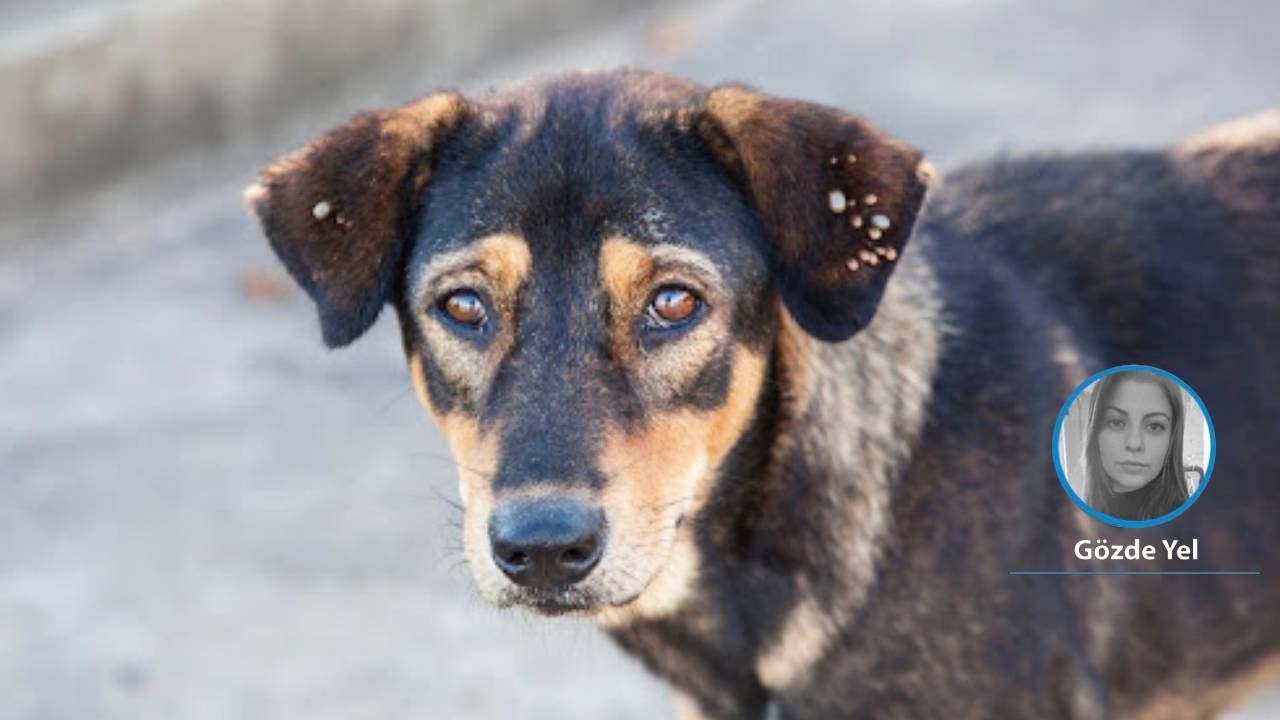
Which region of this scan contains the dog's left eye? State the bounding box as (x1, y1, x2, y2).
(436, 289, 489, 330)
(644, 285, 703, 330)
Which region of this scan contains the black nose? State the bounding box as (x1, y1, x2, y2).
(488, 499, 605, 588)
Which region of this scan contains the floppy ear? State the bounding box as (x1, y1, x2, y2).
(699, 85, 931, 342)
(244, 93, 467, 347)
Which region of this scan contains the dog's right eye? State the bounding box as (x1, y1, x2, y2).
(436, 289, 489, 330)
(644, 285, 703, 330)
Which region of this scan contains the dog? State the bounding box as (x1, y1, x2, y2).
(245, 69, 1280, 719)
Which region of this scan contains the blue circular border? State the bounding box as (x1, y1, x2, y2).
(1052, 364, 1216, 528)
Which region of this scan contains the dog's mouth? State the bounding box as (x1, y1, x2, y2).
(497, 585, 637, 617)
(484, 545, 666, 617)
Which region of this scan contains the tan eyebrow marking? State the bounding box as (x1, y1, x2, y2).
(648, 244, 724, 290)
(476, 233, 533, 297)
(599, 236, 654, 311)
(413, 233, 533, 303)
(600, 236, 723, 290)
(599, 237, 655, 366)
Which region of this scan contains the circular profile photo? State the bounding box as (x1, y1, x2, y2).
(1053, 365, 1214, 527)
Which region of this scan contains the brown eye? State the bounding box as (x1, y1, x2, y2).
(439, 290, 487, 328)
(646, 286, 701, 328)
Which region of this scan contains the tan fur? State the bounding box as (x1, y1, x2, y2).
(1131, 652, 1280, 720)
(1173, 110, 1280, 214)
(443, 415, 498, 508)
(602, 346, 764, 509)
(671, 689, 714, 720)
(242, 182, 267, 211)
(757, 599, 841, 692)
(598, 236, 654, 302)
(1174, 110, 1280, 156)
(380, 93, 468, 143)
(916, 159, 938, 184)
(1048, 320, 1090, 391)
(703, 86, 767, 137)
(412, 233, 533, 306)
(593, 509, 704, 628)
(380, 93, 469, 209)
(593, 345, 767, 622)
(406, 351, 440, 422)
(599, 236, 655, 364)
(407, 351, 499, 506)
(474, 233, 533, 299)
(408, 349, 517, 604)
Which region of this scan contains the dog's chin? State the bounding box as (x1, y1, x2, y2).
(495, 585, 638, 617)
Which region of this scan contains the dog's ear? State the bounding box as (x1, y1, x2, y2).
(244, 93, 467, 347)
(699, 85, 931, 342)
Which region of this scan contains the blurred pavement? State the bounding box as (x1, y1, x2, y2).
(2, 0, 1279, 718)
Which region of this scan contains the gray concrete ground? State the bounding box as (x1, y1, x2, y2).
(2, 0, 1279, 718)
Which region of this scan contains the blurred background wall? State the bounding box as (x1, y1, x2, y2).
(1, 1, 1276, 718)
(0, 0, 645, 236)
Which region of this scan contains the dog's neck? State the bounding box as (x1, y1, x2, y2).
(720, 243, 944, 692)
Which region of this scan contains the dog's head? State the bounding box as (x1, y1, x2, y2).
(246, 70, 929, 617)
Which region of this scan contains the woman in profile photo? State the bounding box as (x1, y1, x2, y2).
(1082, 370, 1191, 520)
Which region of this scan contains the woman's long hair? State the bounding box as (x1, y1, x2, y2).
(1082, 371, 1190, 520)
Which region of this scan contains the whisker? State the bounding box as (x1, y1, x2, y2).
(430, 485, 465, 514)
(371, 385, 416, 417)
(407, 449, 495, 481)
